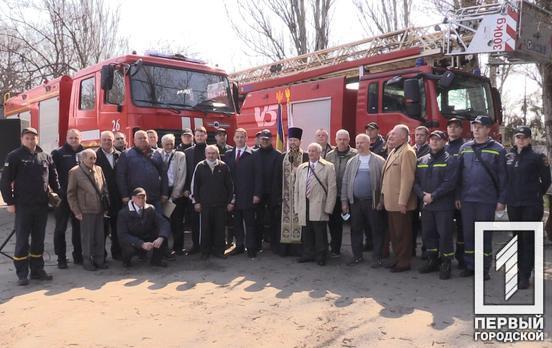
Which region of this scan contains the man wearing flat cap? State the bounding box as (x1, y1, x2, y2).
(414, 130, 458, 279)
(215, 128, 233, 155)
(505, 125, 551, 289)
(117, 187, 171, 268)
(456, 115, 507, 280)
(1, 127, 60, 285)
(366, 122, 388, 158)
(280, 127, 308, 256)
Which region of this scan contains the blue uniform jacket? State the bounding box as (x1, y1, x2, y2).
(506, 145, 551, 207)
(413, 149, 458, 211)
(457, 138, 508, 205)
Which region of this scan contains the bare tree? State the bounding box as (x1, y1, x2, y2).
(0, 0, 127, 93)
(353, 0, 414, 36)
(226, 0, 334, 61)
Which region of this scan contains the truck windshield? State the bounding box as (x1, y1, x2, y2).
(436, 73, 493, 120)
(130, 64, 235, 113)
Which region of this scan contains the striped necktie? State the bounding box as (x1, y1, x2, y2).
(305, 164, 315, 199)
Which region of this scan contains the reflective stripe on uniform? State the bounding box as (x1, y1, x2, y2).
(465, 250, 475, 254)
(417, 164, 429, 168)
(483, 252, 492, 256)
(461, 149, 474, 154)
(432, 163, 447, 167)
(441, 252, 455, 257)
(481, 149, 500, 156)
(30, 253, 42, 258)
(13, 255, 28, 261)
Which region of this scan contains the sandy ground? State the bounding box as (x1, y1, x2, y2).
(0, 205, 551, 347)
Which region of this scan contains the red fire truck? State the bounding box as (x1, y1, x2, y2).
(230, 0, 551, 148)
(3, 52, 238, 154)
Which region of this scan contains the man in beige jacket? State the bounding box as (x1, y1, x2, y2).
(67, 149, 109, 271)
(294, 143, 337, 266)
(381, 125, 417, 272)
(158, 134, 187, 255)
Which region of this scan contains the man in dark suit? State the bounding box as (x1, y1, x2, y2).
(223, 128, 257, 258)
(96, 131, 122, 260)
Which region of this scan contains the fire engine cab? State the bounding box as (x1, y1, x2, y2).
(3, 52, 239, 154)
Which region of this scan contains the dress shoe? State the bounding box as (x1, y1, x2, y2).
(384, 261, 397, 269)
(390, 265, 411, 273)
(185, 247, 200, 256)
(95, 263, 109, 270)
(297, 257, 314, 263)
(165, 251, 177, 261)
(247, 250, 257, 259)
(371, 259, 384, 269)
(57, 259, 68, 269)
(73, 257, 83, 265)
(151, 260, 168, 268)
(227, 246, 245, 256)
(174, 249, 185, 256)
(17, 278, 29, 286)
(83, 263, 97, 271)
(30, 270, 53, 280)
(347, 257, 364, 266)
(419, 256, 440, 274)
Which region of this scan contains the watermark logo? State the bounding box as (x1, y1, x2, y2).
(495, 234, 518, 301)
(474, 222, 545, 343)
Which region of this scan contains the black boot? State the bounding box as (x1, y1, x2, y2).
(419, 254, 439, 273)
(439, 259, 451, 280)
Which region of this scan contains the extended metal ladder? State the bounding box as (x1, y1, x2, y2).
(229, 25, 453, 86)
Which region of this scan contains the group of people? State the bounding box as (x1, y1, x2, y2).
(1, 116, 550, 290)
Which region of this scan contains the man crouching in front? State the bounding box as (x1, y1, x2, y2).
(117, 187, 170, 268)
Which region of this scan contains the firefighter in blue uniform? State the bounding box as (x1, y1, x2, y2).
(506, 125, 551, 289)
(1, 127, 60, 286)
(414, 130, 458, 279)
(456, 115, 507, 280)
(445, 118, 466, 269)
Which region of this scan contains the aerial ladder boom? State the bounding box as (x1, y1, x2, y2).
(230, 0, 551, 93)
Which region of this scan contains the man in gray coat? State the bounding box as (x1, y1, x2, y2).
(341, 134, 385, 267)
(325, 129, 357, 257)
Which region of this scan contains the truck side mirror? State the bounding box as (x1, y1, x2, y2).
(101, 65, 114, 90)
(232, 82, 240, 114)
(438, 71, 455, 89)
(491, 87, 503, 125)
(404, 78, 421, 118)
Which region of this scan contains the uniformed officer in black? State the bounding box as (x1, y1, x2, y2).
(506, 125, 551, 289)
(445, 118, 466, 269)
(456, 115, 508, 280)
(414, 130, 458, 279)
(1, 127, 60, 286)
(52, 129, 84, 268)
